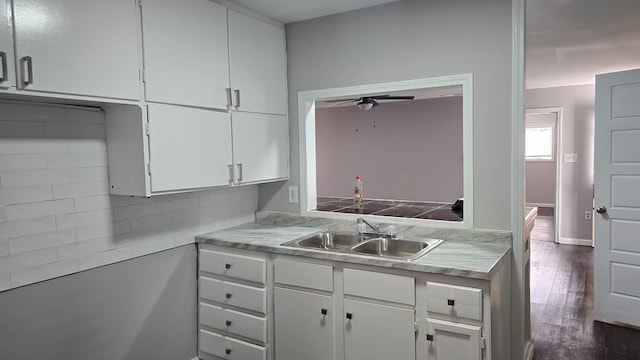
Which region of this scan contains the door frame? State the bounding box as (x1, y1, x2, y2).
(525, 107, 562, 244)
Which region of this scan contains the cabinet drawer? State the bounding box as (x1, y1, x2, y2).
(343, 268, 414, 305)
(426, 282, 482, 321)
(200, 329, 266, 360)
(200, 302, 267, 343)
(200, 248, 266, 284)
(275, 259, 333, 291)
(200, 277, 267, 314)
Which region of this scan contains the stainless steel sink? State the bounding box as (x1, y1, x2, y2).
(351, 238, 442, 259)
(282, 231, 372, 250)
(282, 231, 442, 260)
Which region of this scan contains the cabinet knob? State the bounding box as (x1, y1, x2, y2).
(447, 299, 455, 306)
(426, 334, 434, 341)
(225, 320, 232, 327)
(225, 293, 232, 299)
(225, 263, 231, 270)
(225, 348, 232, 355)
(321, 308, 328, 315)
(346, 312, 353, 320)
(0, 51, 7, 83)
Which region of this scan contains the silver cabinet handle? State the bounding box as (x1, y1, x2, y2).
(234, 89, 240, 108)
(225, 87, 232, 108)
(237, 163, 243, 182)
(228, 164, 234, 184)
(0, 51, 7, 84)
(20, 56, 33, 87)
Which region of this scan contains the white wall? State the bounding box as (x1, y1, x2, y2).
(526, 84, 595, 241)
(525, 112, 557, 206)
(0, 101, 258, 291)
(259, 0, 514, 231)
(316, 97, 463, 202)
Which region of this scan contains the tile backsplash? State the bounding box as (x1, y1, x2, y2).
(0, 101, 258, 291)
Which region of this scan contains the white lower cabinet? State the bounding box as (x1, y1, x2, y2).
(426, 318, 482, 360)
(274, 287, 334, 360)
(344, 298, 416, 360)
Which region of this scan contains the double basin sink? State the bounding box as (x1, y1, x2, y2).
(281, 231, 443, 260)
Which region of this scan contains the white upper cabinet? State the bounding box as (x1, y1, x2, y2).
(231, 112, 289, 184)
(12, 0, 140, 100)
(140, 0, 230, 109)
(0, 2, 15, 90)
(228, 10, 287, 115)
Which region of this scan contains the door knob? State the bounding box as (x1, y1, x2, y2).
(596, 206, 607, 214)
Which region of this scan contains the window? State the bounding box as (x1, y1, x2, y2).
(525, 125, 554, 161)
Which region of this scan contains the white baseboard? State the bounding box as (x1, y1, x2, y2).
(526, 202, 554, 208)
(558, 237, 592, 246)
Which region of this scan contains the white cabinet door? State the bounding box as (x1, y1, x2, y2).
(274, 287, 334, 360)
(141, 0, 229, 109)
(426, 318, 482, 360)
(344, 299, 415, 360)
(0, 1, 14, 89)
(232, 112, 289, 184)
(228, 10, 287, 115)
(148, 104, 232, 192)
(13, 0, 140, 99)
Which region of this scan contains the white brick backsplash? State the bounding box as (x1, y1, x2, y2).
(45, 123, 105, 139)
(47, 152, 107, 168)
(114, 202, 165, 221)
(0, 239, 8, 256)
(0, 247, 58, 273)
(70, 167, 108, 182)
(130, 213, 173, 233)
(0, 138, 67, 154)
(0, 272, 10, 291)
(164, 196, 199, 212)
(11, 259, 79, 288)
(58, 236, 114, 259)
(5, 199, 74, 221)
(0, 154, 47, 171)
(53, 180, 108, 199)
(76, 222, 114, 242)
(66, 108, 104, 124)
(56, 209, 112, 230)
(0, 102, 67, 122)
(1, 168, 70, 187)
(0, 121, 46, 138)
(0, 185, 53, 205)
(114, 220, 131, 235)
(0, 216, 56, 238)
(74, 195, 111, 212)
(9, 229, 76, 254)
(79, 246, 131, 271)
(67, 139, 107, 153)
(109, 195, 131, 208)
(0, 206, 5, 222)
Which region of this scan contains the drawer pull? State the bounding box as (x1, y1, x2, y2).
(426, 334, 434, 341)
(225, 348, 232, 355)
(225, 263, 231, 270)
(346, 312, 353, 320)
(225, 293, 232, 299)
(321, 308, 328, 315)
(447, 299, 455, 306)
(225, 320, 232, 327)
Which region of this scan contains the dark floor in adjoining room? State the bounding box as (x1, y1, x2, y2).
(530, 208, 640, 360)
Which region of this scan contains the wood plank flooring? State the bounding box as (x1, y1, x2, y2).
(530, 210, 640, 360)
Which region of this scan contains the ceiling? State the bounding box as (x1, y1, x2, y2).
(229, 0, 640, 89)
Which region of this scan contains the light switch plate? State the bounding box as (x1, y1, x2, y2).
(563, 154, 577, 163)
(288, 186, 299, 203)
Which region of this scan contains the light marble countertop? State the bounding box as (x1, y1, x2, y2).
(196, 213, 514, 280)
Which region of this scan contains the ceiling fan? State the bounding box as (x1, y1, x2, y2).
(325, 94, 415, 110)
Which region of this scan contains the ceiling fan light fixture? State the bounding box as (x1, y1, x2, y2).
(357, 101, 374, 110)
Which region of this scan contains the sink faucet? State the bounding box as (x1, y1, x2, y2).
(356, 218, 381, 235)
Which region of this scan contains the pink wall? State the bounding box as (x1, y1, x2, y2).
(315, 97, 463, 203)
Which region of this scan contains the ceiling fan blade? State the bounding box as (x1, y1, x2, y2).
(373, 95, 415, 100)
(324, 98, 359, 103)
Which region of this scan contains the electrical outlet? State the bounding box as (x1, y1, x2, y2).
(585, 211, 592, 220)
(288, 186, 299, 204)
(564, 154, 577, 163)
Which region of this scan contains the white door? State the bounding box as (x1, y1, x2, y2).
(594, 68, 640, 327)
(228, 10, 287, 115)
(148, 104, 232, 192)
(426, 318, 482, 360)
(274, 287, 334, 360)
(0, 2, 14, 90)
(232, 113, 289, 184)
(13, 0, 140, 99)
(343, 299, 415, 360)
(140, 0, 230, 109)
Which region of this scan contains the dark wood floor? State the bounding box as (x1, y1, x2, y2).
(530, 208, 640, 360)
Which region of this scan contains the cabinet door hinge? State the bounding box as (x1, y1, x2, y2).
(147, 162, 152, 175)
(145, 123, 151, 136)
(135, 0, 142, 7)
(481, 337, 486, 349)
(414, 319, 419, 333)
(139, 69, 146, 82)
